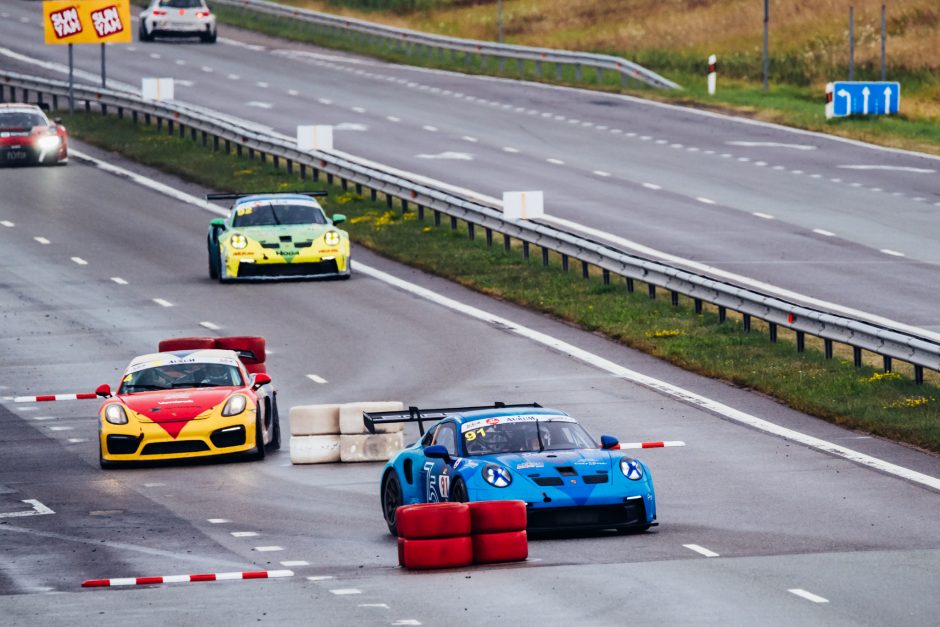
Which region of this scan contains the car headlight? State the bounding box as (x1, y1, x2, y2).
(104, 404, 128, 425)
(482, 463, 512, 488)
(222, 395, 247, 417)
(37, 135, 61, 150)
(620, 457, 644, 481)
(324, 230, 341, 246)
(229, 234, 248, 250)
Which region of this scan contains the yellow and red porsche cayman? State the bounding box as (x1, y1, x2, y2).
(96, 340, 279, 467)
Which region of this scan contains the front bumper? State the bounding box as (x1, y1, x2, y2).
(224, 251, 350, 280)
(0, 143, 64, 166)
(100, 412, 258, 463)
(145, 17, 216, 36)
(525, 500, 651, 532)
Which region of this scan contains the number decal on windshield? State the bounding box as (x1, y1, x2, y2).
(464, 428, 486, 442)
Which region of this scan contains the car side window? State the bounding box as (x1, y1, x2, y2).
(421, 429, 435, 447)
(432, 422, 458, 456)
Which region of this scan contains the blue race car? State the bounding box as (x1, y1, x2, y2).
(364, 403, 657, 535)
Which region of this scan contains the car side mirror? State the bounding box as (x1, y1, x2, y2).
(331, 213, 346, 225)
(600, 435, 620, 450)
(251, 373, 271, 390)
(424, 444, 452, 464)
(209, 218, 225, 230)
(96, 383, 112, 398)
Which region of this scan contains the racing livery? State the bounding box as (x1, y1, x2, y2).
(367, 403, 657, 535)
(0, 104, 68, 166)
(97, 341, 279, 467)
(207, 192, 351, 281)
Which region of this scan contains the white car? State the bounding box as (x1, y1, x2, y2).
(139, 0, 217, 43)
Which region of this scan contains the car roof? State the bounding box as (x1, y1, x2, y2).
(233, 194, 322, 205)
(125, 349, 242, 372)
(0, 104, 44, 114)
(448, 407, 570, 423)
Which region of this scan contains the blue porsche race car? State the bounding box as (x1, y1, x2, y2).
(365, 403, 657, 535)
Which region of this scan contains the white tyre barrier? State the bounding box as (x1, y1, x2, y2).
(339, 401, 404, 435)
(339, 432, 404, 463)
(289, 404, 341, 436)
(289, 435, 341, 464)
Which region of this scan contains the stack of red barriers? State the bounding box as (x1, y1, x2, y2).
(396, 501, 528, 570)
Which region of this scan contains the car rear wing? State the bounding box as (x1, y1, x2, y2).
(363, 402, 542, 436)
(205, 191, 328, 201)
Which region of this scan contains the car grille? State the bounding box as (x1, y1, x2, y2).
(532, 477, 564, 487)
(238, 260, 339, 278)
(261, 242, 280, 249)
(582, 474, 608, 484)
(141, 441, 210, 455)
(210, 425, 246, 448)
(527, 502, 646, 531)
(106, 434, 142, 455)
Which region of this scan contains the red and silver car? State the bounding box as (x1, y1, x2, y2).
(139, 0, 218, 43)
(0, 104, 68, 166)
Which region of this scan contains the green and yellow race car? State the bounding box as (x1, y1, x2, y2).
(207, 192, 350, 281)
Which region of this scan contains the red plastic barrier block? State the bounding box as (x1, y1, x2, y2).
(158, 337, 217, 352)
(216, 336, 266, 364)
(472, 530, 528, 565)
(468, 500, 527, 533)
(396, 502, 471, 540)
(398, 536, 473, 570)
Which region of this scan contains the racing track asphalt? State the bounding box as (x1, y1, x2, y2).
(0, 144, 938, 625)
(0, 3, 938, 332)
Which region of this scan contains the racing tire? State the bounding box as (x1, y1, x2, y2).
(201, 29, 217, 44)
(251, 409, 266, 461)
(269, 397, 281, 451)
(98, 444, 117, 470)
(139, 23, 154, 42)
(472, 530, 528, 565)
(381, 472, 404, 536)
(158, 337, 216, 352)
(216, 336, 266, 364)
(468, 500, 527, 533)
(449, 477, 469, 503)
(208, 239, 221, 279)
(397, 536, 473, 570)
(396, 502, 471, 540)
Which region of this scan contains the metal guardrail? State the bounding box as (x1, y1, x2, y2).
(209, 0, 680, 90)
(2, 70, 937, 383)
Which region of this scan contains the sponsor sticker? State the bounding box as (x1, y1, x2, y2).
(461, 414, 576, 433)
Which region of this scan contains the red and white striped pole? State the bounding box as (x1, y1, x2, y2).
(825, 82, 834, 119)
(82, 569, 293, 588)
(618, 441, 686, 450)
(707, 54, 717, 95)
(14, 393, 99, 402)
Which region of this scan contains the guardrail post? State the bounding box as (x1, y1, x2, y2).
(503, 233, 511, 252)
(370, 188, 377, 201)
(168, 119, 174, 135)
(824, 339, 833, 359)
(190, 127, 196, 141)
(536, 60, 542, 77)
(417, 205, 425, 221)
(769, 322, 777, 342)
(915, 365, 924, 385)
(287, 159, 293, 175)
(386, 194, 393, 209)
(260, 152, 266, 164)
(467, 222, 475, 240)
(300, 163, 306, 179)
(273, 155, 280, 169)
(561, 254, 569, 272)
(156, 117, 163, 131)
(596, 67, 604, 84)
(247, 147, 254, 160)
(694, 298, 703, 314)
(450, 216, 458, 230)
(647, 284, 656, 299)
(236, 144, 243, 157)
(342, 177, 348, 190)
(401, 199, 408, 214)
(84, 99, 91, 113)
(581, 260, 589, 279)
(742, 313, 751, 331)
(853, 347, 862, 367)
(0, 85, 5, 102)
(882, 356, 892, 372)
(542, 247, 549, 266)
(53, 94, 59, 110)
(670, 291, 679, 306)
(575, 63, 582, 82)
(38, 93, 45, 109)
(796, 331, 805, 353)
(522, 241, 529, 259)
(602, 269, 610, 285)
(718, 306, 726, 322)
(555, 63, 563, 80)
(312, 167, 319, 182)
(517, 59, 524, 75)
(355, 183, 362, 195)
(485, 228, 493, 247)
(178, 123, 184, 138)
(626, 277, 634, 293)
(434, 210, 441, 226)
(498, 57, 505, 74)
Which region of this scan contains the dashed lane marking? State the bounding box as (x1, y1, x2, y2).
(71, 257, 88, 265)
(280, 561, 310, 567)
(813, 229, 836, 237)
(67, 438, 87, 444)
(386, 116, 400, 122)
(1, 220, 13, 227)
(788, 589, 829, 604)
(207, 519, 230, 524)
(593, 170, 611, 177)
(642, 183, 661, 190)
(696, 197, 716, 204)
(306, 374, 327, 384)
(392, 621, 422, 626)
(48, 426, 72, 431)
(330, 588, 362, 595)
(231, 531, 258, 537)
(200, 321, 221, 330)
(880, 249, 905, 257)
(359, 604, 390, 609)
(254, 546, 283, 552)
(547, 158, 564, 165)
(753, 212, 774, 220)
(683, 544, 719, 558)
(143, 483, 165, 488)
(307, 576, 334, 581)
(153, 298, 173, 307)
(34, 237, 50, 245)
(110, 277, 128, 285)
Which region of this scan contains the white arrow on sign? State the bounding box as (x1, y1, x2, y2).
(837, 88, 850, 114)
(0, 499, 55, 518)
(861, 86, 870, 114)
(883, 86, 893, 113)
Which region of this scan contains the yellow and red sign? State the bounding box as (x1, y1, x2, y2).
(43, 0, 132, 45)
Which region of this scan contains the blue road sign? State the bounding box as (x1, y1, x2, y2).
(831, 81, 900, 117)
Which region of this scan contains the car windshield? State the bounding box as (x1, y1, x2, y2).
(158, 0, 205, 8)
(0, 111, 47, 130)
(120, 363, 243, 393)
(231, 203, 327, 227)
(461, 419, 596, 456)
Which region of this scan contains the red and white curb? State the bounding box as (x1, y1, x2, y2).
(14, 393, 98, 402)
(618, 441, 686, 449)
(82, 569, 293, 588)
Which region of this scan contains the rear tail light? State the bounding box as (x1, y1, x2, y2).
(151, 9, 167, 16)
(196, 11, 210, 18)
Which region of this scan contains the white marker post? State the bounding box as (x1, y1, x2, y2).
(707, 54, 717, 95)
(141, 78, 174, 101)
(825, 82, 834, 119)
(502, 191, 544, 221)
(297, 125, 333, 152)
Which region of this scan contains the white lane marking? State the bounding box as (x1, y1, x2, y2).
(754, 161, 767, 166)
(152, 298, 173, 308)
(641, 136, 651, 141)
(0, 500, 55, 519)
(256, 81, 269, 88)
(392, 621, 422, 626)
(880, 249, 905, 257)
(306, 374, 327, 384)
(330, 588, 361, 595)
(280, 561, 310, 567)
(254, 546, 283, 552)
(218, 37, 266, 51)
(246, 102, 273, 109)
(810, 174, 823, 179)
(611, 129, 623, 134)
(34, 237, 50, 245)
(82, 145, 940, 492)
(48, 426, 73, 432)
(850, 182, 863, 187)
(547, 158, 565, 165)
(642, 183, 661, 190)
(386, 116, 400, 122)
(594, 170, 611, 177)
(143, 483, 165, 488)
(1, 220, 13, 227)
(359, 603, 390, 609)
(231, 531, 258, 537)
(334, 123, 367, 131)
(838, 164, 935, 173)
(67, 438, 87, 444)
(200, 321, 221, 330)
(32, 416, 56, 421)
(813, 229, 836, 237)
(318, 98, 332, 105)
(207, 519, 230, 524)
(830, 178, 842, 183)
(726, 141, 817, 150)
(596, 125, 608, 131)
(738, 157, 751, 162)
(71, 257, 88, 266)
(415, 152, 473, 161)
(753, 212, 774, 220)
(683, 544, 719, 558)
(355, 263, 940, 493)
(502, 147, 520, 153)
(111, 277, 128, 285)
(353, 107, 367, 114)
(307, 576, 334, 581)
(287, 89, 299, 96)
(870, 187, 883, 192)
(422, 125, 438, 132)
(227, 74, 240, 80)
(670, 143, 683, 148)
(175, 60, 186, 66)
(201, 66, 213, 73)
(788, 589, 829, 603)
(174, 80, 195, 88)
(461, 136, 477, 143)
(655, 139, 668, 144)
(149, 53, 161, 59)
(792, 170, 804, 174)
(696, 197, 716, 204)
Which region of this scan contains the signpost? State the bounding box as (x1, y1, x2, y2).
(41, 0, 132, 112)
(825, 81, 900, 119)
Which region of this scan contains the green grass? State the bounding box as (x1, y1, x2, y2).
(63, 111, 940, 453)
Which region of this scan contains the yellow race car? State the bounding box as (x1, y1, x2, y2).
(96, 336, 279, 467)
